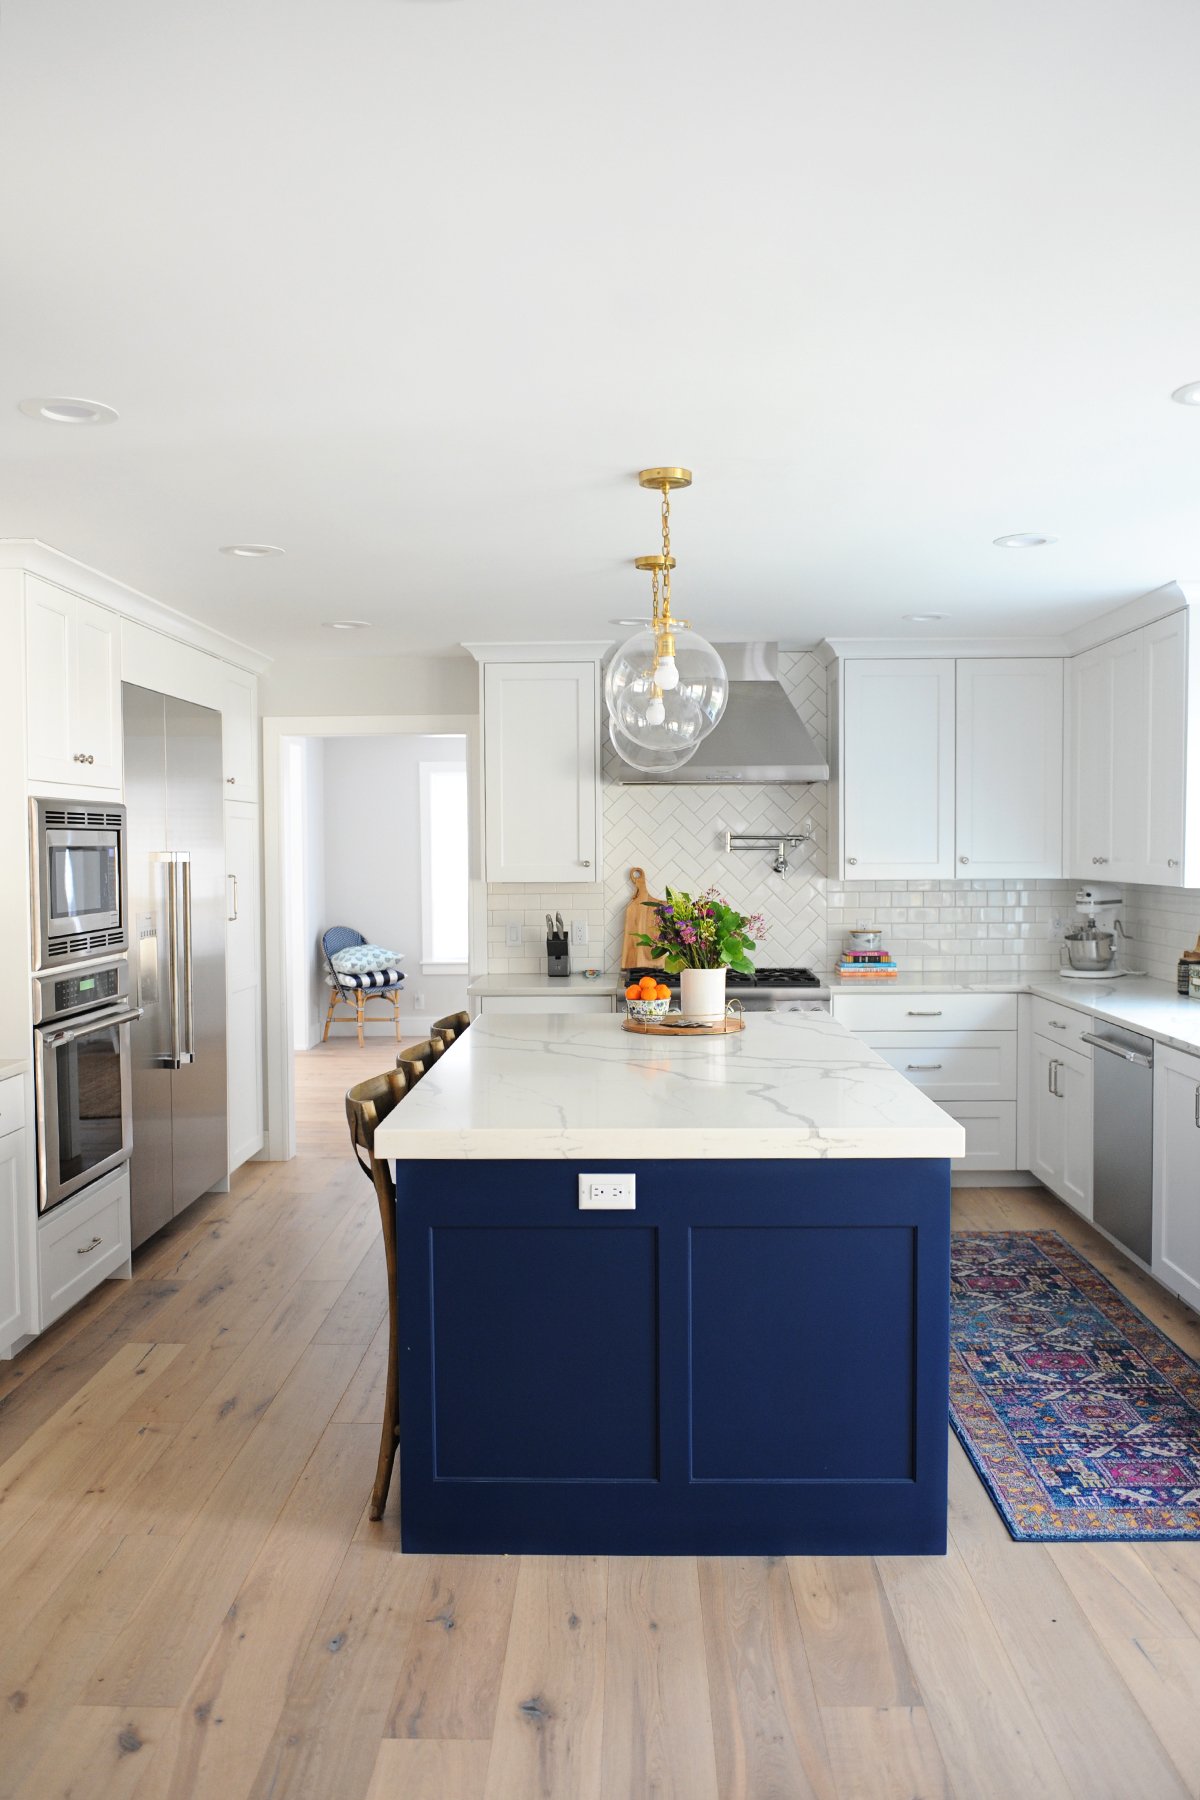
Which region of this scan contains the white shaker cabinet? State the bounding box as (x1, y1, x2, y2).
(838, 659, 955, 880)
(475, 652, 603, 884)
(25, 576, 122, 794)
(221, 667, 258, 798)
(1067, 612, 1188, 885)
(0, 1100, 27, 1356)
(1029, 1038, 1092, 1217)
(955, 659, 1063, 878)
(225, 800, 264, 1171)
(1152, 1043, 1200, 1313)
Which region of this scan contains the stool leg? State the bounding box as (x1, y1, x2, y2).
(393, 992, 401, 1042)
(322, 988, 337, 1043)
(356, 992, 365, 1047)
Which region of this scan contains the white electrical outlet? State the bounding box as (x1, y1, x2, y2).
(505, 922, 523, 947)
(578, 1174, 636, 1210)
(570, 917, 588, 948)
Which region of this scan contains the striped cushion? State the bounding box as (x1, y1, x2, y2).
(325, 967, 405, 990)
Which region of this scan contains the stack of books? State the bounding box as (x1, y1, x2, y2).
(835, 948, 898, 980)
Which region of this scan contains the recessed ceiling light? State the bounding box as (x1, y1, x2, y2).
(903, 613, 947, 623)
(18, 396, 118, 425)
(992, 533, 1057, 549)
(1171, 381, 1200, 406)
(322, 620, 371, 631)
(219, 544, 284, 558)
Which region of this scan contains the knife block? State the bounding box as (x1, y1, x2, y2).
(546, 932, 570, 976)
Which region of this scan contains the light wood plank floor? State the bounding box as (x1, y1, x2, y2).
(2, 1038, 1199, 1799)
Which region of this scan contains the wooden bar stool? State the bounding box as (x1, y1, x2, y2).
(345, 1066, 410, 1521)
(431, 1010, 471, 1052)
(396, 1037, 442, 1086)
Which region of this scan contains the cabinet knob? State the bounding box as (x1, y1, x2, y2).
(959, 855, 969, 865)
(1092, 856, 1108, 865)
(1168, 858, 1179, 868)
(87, 754, 94, 765)
(847, 856, 858, 866)
(579, 859, 591, 867)
(226, 776, 236, 785)
(73, 753, 85, 763)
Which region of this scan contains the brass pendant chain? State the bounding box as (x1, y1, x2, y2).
(659, 486, 672, 624)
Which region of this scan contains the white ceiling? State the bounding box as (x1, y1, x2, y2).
(3, 0, 1200, 659)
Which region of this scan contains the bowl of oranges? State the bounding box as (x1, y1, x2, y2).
(625, 972, 673, 1020)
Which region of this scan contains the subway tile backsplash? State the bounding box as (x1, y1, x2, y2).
(483, 650, 1200, 980)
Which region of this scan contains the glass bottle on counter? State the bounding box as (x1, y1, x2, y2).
(1180, 934, 1200, 995)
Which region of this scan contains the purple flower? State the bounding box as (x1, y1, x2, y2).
(679, 923, 697, 943)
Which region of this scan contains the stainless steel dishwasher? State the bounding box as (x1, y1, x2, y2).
(1081, 1022, 1154, 1263)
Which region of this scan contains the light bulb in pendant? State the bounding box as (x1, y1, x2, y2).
(656, 654, 679, 690)
(645, 695, 666, 726)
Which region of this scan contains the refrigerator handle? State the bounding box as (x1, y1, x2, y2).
(165, 853, 182, 1070)
(179, 853, 195, 1065)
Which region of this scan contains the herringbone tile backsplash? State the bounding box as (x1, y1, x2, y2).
(485, 653, 1182, 977)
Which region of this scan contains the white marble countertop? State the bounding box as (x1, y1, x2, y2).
(467, 972, 626, 997)
(826, 969, 1200, 1056)
(373, 1010, 965, 1161)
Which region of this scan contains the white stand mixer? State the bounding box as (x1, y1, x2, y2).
(1060, 884, 1143, 978)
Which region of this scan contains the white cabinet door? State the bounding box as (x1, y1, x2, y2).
(1030, 1039, 1065, 1195)
(483, 661, 600, 882)
(840, 660, 955, 880)
(25, 577, 121, 793)
(1068, 642, 1115, 877)
(956, 659, 1063, 878)
(1143, 612, 1186, 886)
(1058, 1043, 1093, 1217)
(0, 1131, 25, 1352)
(72, 598, 122, 790)
(221, 668, 258, 798)
(1153, 1043, 1200, 1312)
(1105, 630, 1146, 883)
(225, 800, 263, 1170)
(25, 576, 76, 785)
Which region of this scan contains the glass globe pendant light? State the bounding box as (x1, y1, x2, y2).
(604, 468, 729, 761)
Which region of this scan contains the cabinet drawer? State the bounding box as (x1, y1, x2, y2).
(941, 1102, 1017, 1171)
(478, 994, 615, 1015)
(863, 1032, 1017, 1101)
(1029, 996, 1094, 1056)
(0, 1074, 24, 1140)
(834, 992, 1017, 1033)
(38, 1167, 130, 1327)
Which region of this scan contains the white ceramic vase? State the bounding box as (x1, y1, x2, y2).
(680, 966, 727, 1023)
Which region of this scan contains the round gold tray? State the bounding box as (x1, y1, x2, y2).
(622, 1010, 745, 1036)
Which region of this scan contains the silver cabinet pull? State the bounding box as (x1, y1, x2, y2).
(181, 855, 195, 1063)
(73, 752, 85, 763)
(847, 856, 858, 865)
(1048, 1019, 1068, 1029)
(86, 754, 94, 764)
(227, 873, 239, 923)
(580, 859, 591, 867)
(907, 1009, 942, 1017)
(906, 1063, 943, 1071)
(959, 855, 969, 864)
(226, 775, 236, 784)
(1080, 1031, 1153, 1069)
(76, 1236, 102, 1256)
(1092, 856, 1108, 865)
(1048, 1057, 1058, 1095)
(1194, 1083, 1199, 1129)
(1168, 859, 1179, 868)
(165, 855, 181, 1069)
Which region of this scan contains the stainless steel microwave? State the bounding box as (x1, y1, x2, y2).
(30, 799, 128, 969)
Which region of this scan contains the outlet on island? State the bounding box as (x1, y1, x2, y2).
(578, 1173, 636, 1210)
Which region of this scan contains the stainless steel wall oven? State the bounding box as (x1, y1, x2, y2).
(32, 959, 142, 1213)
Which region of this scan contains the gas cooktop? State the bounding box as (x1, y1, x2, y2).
(623, 966, 822, 989)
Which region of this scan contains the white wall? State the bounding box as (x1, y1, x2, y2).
(322, 733, 469, 1032)
(286, 738, 328, 1048)
(260, 652, 477, 719)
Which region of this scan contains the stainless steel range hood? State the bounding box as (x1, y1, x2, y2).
(612, 644, 829, 785)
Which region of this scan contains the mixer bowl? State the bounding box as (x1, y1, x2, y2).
(1064, 929, 1116, 970)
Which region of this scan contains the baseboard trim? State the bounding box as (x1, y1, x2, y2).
(951, 1169, 1040, 1188)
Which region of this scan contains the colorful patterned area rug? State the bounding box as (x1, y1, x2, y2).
(950, 1231, 1200, 1541)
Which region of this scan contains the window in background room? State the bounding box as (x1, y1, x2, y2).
(420, 761, 469, 969)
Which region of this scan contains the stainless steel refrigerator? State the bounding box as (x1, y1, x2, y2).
(123, 684, 228, 1249)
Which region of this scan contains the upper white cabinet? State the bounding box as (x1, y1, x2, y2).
(1068, 612, 1188, 885)
(956, 659, 1063, 878)
(1153, 1043, 1200, 1314)
(221, 668, 258, 798)
(838, 659, 956, 880)
(25, 576, 122, 793)
(476, 652, 602, 883)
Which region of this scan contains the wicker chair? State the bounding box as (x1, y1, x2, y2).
(396, 1037, 442, 1086)
(322, 926, 406, 1047)
(431, 1010, 471, 1052)
(345, 1066, 410, 1520)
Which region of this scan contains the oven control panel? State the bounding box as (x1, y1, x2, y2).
(33, 957, 129, 1024)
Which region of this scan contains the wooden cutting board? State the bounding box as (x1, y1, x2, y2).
(621, 866, 665, 970)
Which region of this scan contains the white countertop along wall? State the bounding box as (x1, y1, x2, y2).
(373, 1010, 965, 1161)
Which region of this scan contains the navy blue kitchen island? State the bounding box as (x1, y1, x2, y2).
(374, 1011, 963, 1556)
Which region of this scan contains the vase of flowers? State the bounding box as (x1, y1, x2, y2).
(635, 886, 765, 1023)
